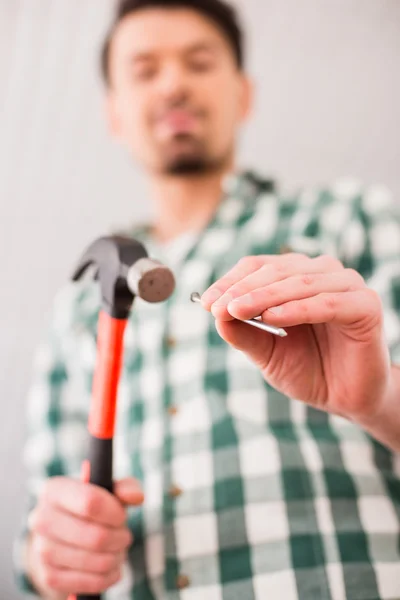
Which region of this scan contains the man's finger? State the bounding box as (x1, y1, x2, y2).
(201, 253, 311, 309)
(215, 319, 275, 369)
(34, 535, 124, 575)
(258, 289, 382, 331)
(201, 255, 268, 308)
(114, 478, 144, 506)
(36, 565, 121, 595)
(42, 478, 126, 527)
(224, 270, 365, 322)
(30, 504, 132, 553)
(202, 254, 343, 317)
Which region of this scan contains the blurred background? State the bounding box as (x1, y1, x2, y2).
(0, 0, 399, 596)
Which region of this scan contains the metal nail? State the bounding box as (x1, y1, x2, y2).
(190, 292, 288, 338)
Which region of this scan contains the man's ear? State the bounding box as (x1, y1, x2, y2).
(238, 74, 254, 123)
(104, 92, 122, 139)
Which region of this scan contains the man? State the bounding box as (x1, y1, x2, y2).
(14, 0, 400, 598)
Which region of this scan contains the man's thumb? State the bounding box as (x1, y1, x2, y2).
(215, 319, 274, 371)
(114, 478, 144, 506)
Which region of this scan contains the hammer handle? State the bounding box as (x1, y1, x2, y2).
(69, 311, 128, 600)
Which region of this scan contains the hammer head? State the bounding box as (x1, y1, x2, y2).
(72, 235, 175, 318)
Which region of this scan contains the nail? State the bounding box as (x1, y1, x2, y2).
(214, 293, 234, 307)
(269, 306, 283, 315)
(201, 288, 222, 305)
(230, 294, 253, 306)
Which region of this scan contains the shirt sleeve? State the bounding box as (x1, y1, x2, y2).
(13, 284, 92, 596)
(334, 181, 400, 365)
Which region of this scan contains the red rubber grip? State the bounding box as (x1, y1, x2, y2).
(88, 311, 127, 439)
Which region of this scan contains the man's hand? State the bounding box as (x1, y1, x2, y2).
(202, 253, 392, 423)
(27, 476, 144, 599)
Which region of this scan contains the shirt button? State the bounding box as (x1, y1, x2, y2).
(165, 335, 177, 348)
(279, 244, 293, 254)
(176, 574, 190, 589)
(168, 484, 183, 498)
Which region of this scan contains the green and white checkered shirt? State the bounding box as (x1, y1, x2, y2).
(15, 171, 400, 599)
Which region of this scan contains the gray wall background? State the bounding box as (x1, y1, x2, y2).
(0, 0, 399, 597)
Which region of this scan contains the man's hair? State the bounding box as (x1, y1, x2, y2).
(100, 0, 244, 86)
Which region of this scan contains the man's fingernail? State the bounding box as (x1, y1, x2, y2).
(214, 293, 233, 307)
(230, 294, 253, 306)
(269, 306, 283, 315)
(202, 288, 222, 305)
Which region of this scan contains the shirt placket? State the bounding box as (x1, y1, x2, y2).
(159, 183, 261, 595)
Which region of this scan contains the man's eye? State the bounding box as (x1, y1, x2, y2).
(132, 66, 157, 81)
(189, 60, 214, 73)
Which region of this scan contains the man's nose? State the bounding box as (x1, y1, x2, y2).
(157, 63, 190, 103)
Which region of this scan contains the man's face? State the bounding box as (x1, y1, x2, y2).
(106, 8, 252, 175)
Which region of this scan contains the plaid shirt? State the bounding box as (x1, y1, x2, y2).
(15, 171, 400, 599)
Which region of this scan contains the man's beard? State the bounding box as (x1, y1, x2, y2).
(159, 134, 226, 176)
(166, 155, 213, 176)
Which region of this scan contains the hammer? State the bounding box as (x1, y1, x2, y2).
(68, 235, 175, 600)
